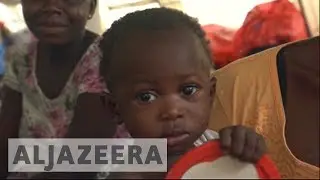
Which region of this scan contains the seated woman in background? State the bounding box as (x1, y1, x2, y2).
(0, 0, 128, 179)
(209, 36, 319, 178)
(232, 0, 308, 59)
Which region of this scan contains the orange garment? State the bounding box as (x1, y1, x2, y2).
(232, 0, 308, 59)
(208, 41, 319, 178)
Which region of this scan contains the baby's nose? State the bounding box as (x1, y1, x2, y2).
(160, 95, 184, 121)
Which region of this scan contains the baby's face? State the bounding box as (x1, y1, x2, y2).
(109, 28, 214, 154)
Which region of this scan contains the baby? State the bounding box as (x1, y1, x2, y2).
(99, 8, 266, 179)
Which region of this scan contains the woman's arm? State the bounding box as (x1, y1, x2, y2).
(31, 93, 118, 179)
(0, 86, 22, 178)
(66, 93, 117, 138)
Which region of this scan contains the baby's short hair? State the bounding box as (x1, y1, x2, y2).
(99, 8, 215, 88)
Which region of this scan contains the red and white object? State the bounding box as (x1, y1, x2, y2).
(166, 140, 280, 179)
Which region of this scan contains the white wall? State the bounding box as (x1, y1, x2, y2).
(86, 5, 104, 35)
(0, 3, 25, 33)
(180, 0, 277, 29)
(300, 0, 319, 36)
(96, 0, 319, 36)
(98, 1, 160, 30)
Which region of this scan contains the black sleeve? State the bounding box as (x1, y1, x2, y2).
(276, 48, 287, 109)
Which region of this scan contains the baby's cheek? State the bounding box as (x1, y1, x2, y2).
(188, 107, 209, 138)
(122, 110, 162, 138)
(188, 102, 210, 125)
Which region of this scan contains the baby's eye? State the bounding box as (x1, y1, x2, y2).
(136, 92, 157, 103)
(181, 85, 199, 96)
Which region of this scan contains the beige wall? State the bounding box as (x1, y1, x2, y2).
(158, 0, 183, 10)
(300, 0, 319, 36)
(86, 5, 104, 35)
(0, 3, 25, 33)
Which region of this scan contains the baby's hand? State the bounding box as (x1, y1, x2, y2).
(218, 126, 266, 163)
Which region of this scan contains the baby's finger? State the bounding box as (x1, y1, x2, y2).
(253, 136, 267, 162)
(231, 126, 246, 157)
(242, 131, 259, 162)
(219, 127, 232, 153)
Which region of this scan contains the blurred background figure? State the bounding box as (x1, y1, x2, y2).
(202, 24, 235, 69)
(232, 0, 308, 59)
(201, 0, 311, 69)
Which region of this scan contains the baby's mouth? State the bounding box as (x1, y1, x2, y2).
(161, 131, 190, 147)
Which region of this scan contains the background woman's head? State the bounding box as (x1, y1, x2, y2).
(21, 0, 97, 45)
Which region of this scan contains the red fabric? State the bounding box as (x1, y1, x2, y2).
(202, 24, 236, 68)
(166, 140, 281, 179)
(232, 0, 308, 59)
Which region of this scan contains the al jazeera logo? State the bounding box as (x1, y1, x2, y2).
(8, 139, 167, 172)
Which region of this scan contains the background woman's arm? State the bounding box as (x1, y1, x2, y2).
(0, 86, 22, 178)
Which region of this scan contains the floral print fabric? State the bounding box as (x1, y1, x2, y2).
(3, 30, 129, 139)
